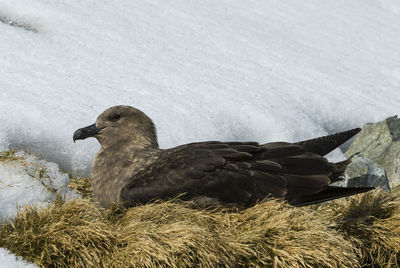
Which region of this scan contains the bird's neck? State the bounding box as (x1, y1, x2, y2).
(99, 136, 159, 152)
(95, 142, 160, 171)
(90, 143, 160, 207)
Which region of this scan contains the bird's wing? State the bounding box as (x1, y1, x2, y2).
(294, 128, 361, 156)
(120, 141, 337, 207)
(286, 185, 374, 206)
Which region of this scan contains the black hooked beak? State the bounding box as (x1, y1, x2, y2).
(73, 123, 104, 142)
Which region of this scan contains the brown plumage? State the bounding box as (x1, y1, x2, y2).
(73, 105, 373, 208)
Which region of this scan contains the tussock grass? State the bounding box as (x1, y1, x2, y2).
(233, 201, 358, 267)
(68, 176, 94, 200)
(106, 201, 244, 267)
(0, 150, 22, 163)
(0, 198, 117, 267)
(1, 179, 399, 268)
(318, 188, 400, 267)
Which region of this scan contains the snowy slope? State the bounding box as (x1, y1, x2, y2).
(0, 0, 399, 176)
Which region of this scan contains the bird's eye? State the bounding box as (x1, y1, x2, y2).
(114, 114, 121, 120)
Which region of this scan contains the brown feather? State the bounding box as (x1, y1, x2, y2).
(75, 105, 373, 208)
(295, 128, 361, 156)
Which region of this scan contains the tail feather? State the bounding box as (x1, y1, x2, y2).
(295, 128, 361, 156)
(287, 186, 374, 206)
(329, 158, 353, 183)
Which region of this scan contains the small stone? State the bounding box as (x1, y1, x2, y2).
(345, 155, 390, 192)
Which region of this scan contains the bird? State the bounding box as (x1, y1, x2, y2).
(73, 105, 373, 208)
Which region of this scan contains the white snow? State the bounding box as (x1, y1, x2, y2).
(0, 0, 400, 266)
(0, 0, 399, 176)
(0, 248, 38, 268)
(0, 151, 80, 221)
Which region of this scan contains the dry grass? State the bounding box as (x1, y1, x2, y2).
(0, 150, 22, 163)
(0, 198, 117, 267)
(68, 175, 94, 200)
(107, 199, 360, 268)
(233, 202, 359, 267)
(106, 201, 244, 267)
(317, 187, 400, 268)
(1, 178, 399, 268)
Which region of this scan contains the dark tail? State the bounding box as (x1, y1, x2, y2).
(329, 158, 353, 183)
(295, 128, 361, 156)
(288, 186, 374, 207)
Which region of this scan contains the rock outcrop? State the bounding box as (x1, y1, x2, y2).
(345, 115, 400, 188)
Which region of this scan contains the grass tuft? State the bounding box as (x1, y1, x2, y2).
(317, 188, 400, 267)
(1, 177, 399, 267)
(0, 150, 22, 163)
(0, 197, 117, 267)
(233, 201, 358, 267)
(68, 176, 94, 200)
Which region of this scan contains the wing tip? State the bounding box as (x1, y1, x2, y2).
(288, 186, 375, 207)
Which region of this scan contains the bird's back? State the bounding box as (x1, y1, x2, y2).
(120, 129, 373, 208)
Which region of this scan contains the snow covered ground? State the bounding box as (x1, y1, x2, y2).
(0, 0, 399, 176)
(0, 0, 399, 266)
(0, 150, 79, 221)
(0, 248, 38, 268)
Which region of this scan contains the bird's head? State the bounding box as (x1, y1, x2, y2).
(73, 105, 158, 149)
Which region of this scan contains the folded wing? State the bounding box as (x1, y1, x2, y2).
(120, 129, 373, 207)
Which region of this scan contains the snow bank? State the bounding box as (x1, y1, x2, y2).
(0, 151, 79, 221)
(0, 248, 38, 268)
(0, 0, 399, 175)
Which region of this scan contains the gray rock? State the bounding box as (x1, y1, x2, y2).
(345, 115, 400, 188)
(345, 155, 391, 192)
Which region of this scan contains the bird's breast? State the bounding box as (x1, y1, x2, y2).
(90, 149, 159, 207)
